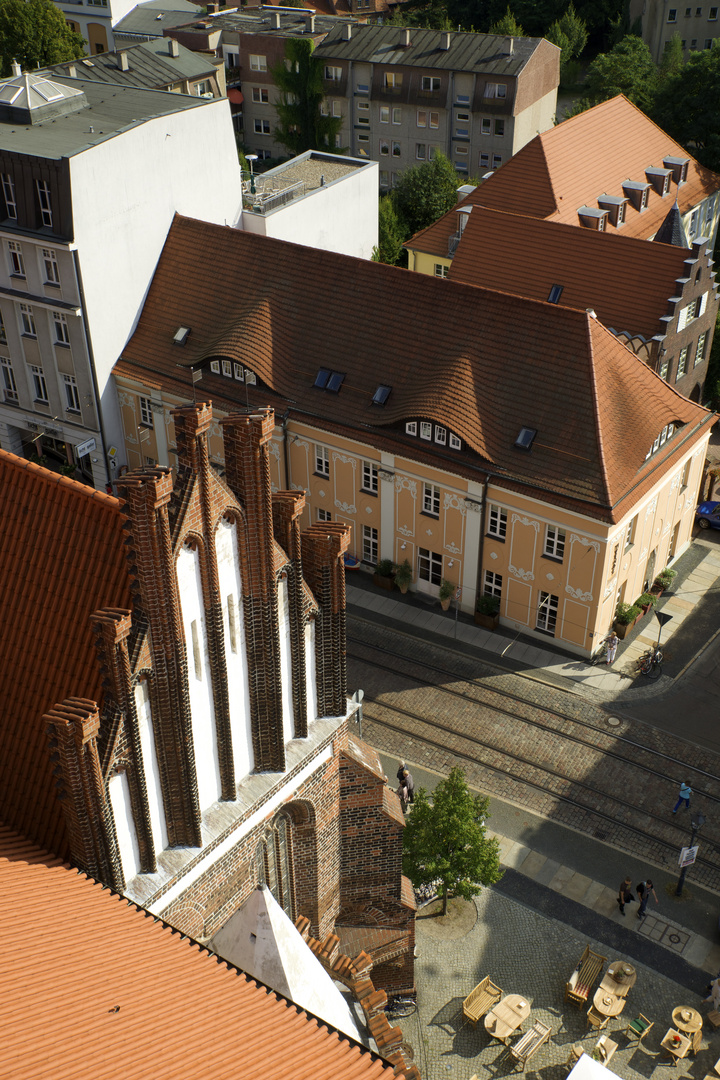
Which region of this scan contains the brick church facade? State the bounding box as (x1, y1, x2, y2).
(43, 401, 415, 993)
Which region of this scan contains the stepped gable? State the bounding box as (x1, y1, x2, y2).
(0, 824, 403, 1080)
(0, 451, 130, 857)
(116, 215, 712, 522)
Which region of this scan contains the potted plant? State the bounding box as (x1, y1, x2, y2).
(475, 593, 500, 629)
(392, 558, 413, 594)
(613, 602, 642, 639)
(373, 558, 394, 590)
(652, 567, 677, 595)
(438, 578, 455, 611)
(636, 591, 658, 615)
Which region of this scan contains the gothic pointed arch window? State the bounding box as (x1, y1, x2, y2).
(255, 813, 295, 918)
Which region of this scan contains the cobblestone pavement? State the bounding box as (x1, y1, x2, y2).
(402, 888, 719, 1080)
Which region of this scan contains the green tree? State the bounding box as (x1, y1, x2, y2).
(488, 7, 524, 34)
(582, 34, 659, 111)
(270, 37, 344, 156)
(403, 767, 502, 916)
(0, 0, 84, 76)
(653, 45, 720, 172)
(545, 22, 572, 66)
(373, 194, 406, 265)
(392, 152, 460, 239)
(658, 32, 685, 81)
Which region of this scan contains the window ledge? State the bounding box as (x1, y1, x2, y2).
(33, 399, 50, 407)
(535, 627, 556, 637)
(22, 334, 38, 340)
(65, 408, 81, 416)
(486, 533, 506, 543)
(54, 341, 71, 349)
(44, 281, 61, 288)
(541, 553, 564, 564)
(361, 487, 378, 497)
(313, 471, 329, 479)
(420, 510, 440, 519)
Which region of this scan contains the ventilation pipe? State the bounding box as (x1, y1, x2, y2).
(440, 31, 451, 49)
(402, 28, 411, 46)
(118, 51, 130, 71)
(342, 22, 352, 39)
(271, 9, 281, 26)
(505, 36, 514, 54)
(305, 12, 315, 31)
(11, 60, 21, 77)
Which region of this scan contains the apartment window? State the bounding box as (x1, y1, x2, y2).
(1, 174, 16, 219)
(484, 570, 502, 599)
(1, 356, 17, 401)
(356, 82, 369, 93)
(429, 111, 439, 128)
(428, 146, 437, 159)
(416, 143, 426, 159)
(455, 127, 469, 138)
(379, 170, 389, 187)
(317, 508, 332, 522)
(31, 365, 48, 403)
(544, 524, 566, 560)
(455, 145, 468, 157)
(434, 263, 449, 278)
(456, 93, 470, 104)
(64, 374, 80, 411)
(20, 304, 36, 337)
(689, 209, 699, 237)
(357, 101, 370, 124)
(423, 483, 440, 516)
(484, 82, 507, 98)
(449, 433, 461, 450)
(254, 119, 270, 134)
(389, 107, 400, 124)
(8, 241, 24, 277)
(315, 444, 329, 477)
(668, 7, 677, 18)
(435, 425, 446, 445)
(222, 360, 232, 377)
(710, 6, 718, 16)
(480, 152, 489, 168)
(52, 311, 70, 345)
(324, 65, 342, 81)
(35, 180, 52, 228)
(362, 525, 378, 563)
(706, 37, 713, 46)
(250, 54, 267, 71)
(536, 591, 558, 635)
(392, 141, 401, 157)
(488, 504, 507, 539)
(492, 154, 502, 169)
(418, 546, 442, 586)
(456, 111, 470, 123)
(660, 357, 669, 380)
(695, 332, 707, 365)
(405, 421, 417, 435)
(42, 248, 60, 284)
(494, 119, 504, 136)
(420, 421, 432, 440)
(380, 106, 390, 123)
(252, 87, 269, 103)
(691, 36, 697, 44)
(0, 310, 6, 344)
(139, 396, 154, 427)
(609, 541, 619, 576)
(421, 75, 441, 91)
(481, 118, 491, 134)
(383, 72, 402, 89)
(380, 139, 389, 155)
(362, 460, 378, 493)
(677, 346, 688, 378)
(625, 514, 638, 549)
(417, 109, 427, 127)
(685, 5, 691, 12)
(332, 100, 342, 117)
(358, 133, 370, 142)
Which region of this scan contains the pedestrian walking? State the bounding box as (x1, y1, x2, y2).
(396, 760, 406, 785)
(604, 631, 619, 665)
(673, 782, 692, 813)
(617, 877, 634, 916)
(399, 768, 414, 813)
(636, 879, 657, 918)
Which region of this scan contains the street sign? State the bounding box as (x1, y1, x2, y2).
(679, 845, 699, 867)
(75, 437, 96, 458)
(656, 611, 674, 627)
(454, 587, 461, 600)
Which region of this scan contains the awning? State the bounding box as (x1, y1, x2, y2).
(227, 88, 243, 104)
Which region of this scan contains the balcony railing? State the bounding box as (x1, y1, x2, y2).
(242, 174, 306, 214)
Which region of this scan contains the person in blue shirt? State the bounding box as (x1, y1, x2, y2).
(673, 782, 692, 813)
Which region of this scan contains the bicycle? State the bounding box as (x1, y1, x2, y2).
(638, 644, 663, 679)
(385, 995, 417, 1019)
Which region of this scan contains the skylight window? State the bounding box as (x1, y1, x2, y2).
(314, 368, 331, 388)
(372, 384, 391, 405)
(326, 371, 345, 393)
(514, 427, 537, 450)
(547, 285, 563, 304)
(173, 325, 191, 346)
(33, 80, 63, 103)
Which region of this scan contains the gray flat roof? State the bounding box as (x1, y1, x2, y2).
(45, 40, 218, 88)
(0, 77, 211, 158)
(195, 9, 354, 36)
(314, 24, 543, 75)
(113, 3, 204, 38)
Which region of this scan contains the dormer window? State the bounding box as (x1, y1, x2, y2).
(645, 422, 678, 460)
(578, 207, 608, 231)
(597, 195, 628, 227)
(645, 167, 673, 196)
(663, 156, 690, 185)
(622, 180, 651, 211)
(405, 420, 462, 448)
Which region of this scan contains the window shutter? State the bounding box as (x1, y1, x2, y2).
(677, 305, 688, 331)
(698, 291, 708, 316)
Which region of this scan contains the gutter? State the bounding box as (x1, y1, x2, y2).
(72, 249, 111, 486)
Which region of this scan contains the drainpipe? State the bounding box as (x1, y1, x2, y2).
(72, 249, 111, 486)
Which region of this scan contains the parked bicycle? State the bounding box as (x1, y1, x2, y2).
(384, 995, 417, 1019)
(638, 644, 663, 679)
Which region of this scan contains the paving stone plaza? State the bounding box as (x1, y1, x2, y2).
(399, 888, 716, 1080)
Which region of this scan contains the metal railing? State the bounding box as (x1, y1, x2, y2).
(242, 174, 306, 214)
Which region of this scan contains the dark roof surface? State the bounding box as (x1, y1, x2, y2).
(116, 216, 712, 524)
(45, 39, 217, 88)
(653, 200, 690, 247)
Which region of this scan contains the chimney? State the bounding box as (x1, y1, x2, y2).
(11, 60, 21, 77)
(67, 63, 77, 77)
(402, 27, 411, 46)
(505, 35, 514, 54)
(440, 31, 451, 49)
(305, 12, 315, 31)
(168, 37, 179, 56)
(271, 9, 281, 27)
(118, 50, 130, 71)
(456, 204, 473, 235)
(206, 0, 219, 11)
(342, 22, 352, 39)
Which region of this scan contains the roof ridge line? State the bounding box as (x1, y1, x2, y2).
(0, 447, 120, 507)
(586, 316, 614, 509)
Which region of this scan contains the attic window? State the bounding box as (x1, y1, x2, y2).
(547, 284, 563, 304)
(514, 427, 537, 451)
(314, 368, 332, 388)
(326, 371, 345, 393)
(578, 207, 608, 231)
(645, 422, 677, 459)
(372, 384, 391, 405)
(645, 167, 672, 197)
(663, 156, 690, 185)
(210, 360, 220, 373)
(597, 195, 628, 227)
(173, 325, 191, 346)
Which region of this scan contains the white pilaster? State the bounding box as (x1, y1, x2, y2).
(379, 451, 395, 561)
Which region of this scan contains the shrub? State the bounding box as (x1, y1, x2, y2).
(655, 567, 677, 588)
(635, 592, 658, 608)
(615, 602, 641, 625)
(392, 558, 413, 587)
(375, 558, 394, 578)
(438, 578, 455, 601)
(476, 594, 500, 615)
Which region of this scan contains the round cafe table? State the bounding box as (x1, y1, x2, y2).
(672, 1007, 703, 1033)
(593, 988, 626, 1017)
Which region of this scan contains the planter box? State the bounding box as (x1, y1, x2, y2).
(373, 573, 394, 591)
(440, 597, 452, 611)
(613, 613, 642, 639)
(474, 612, 500, 630)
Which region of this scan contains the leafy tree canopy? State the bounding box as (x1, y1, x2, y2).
(270, 36, 344, 156)
(373, 194, 406, 265)
(488, 7, 524, 35)
(581, 34, 659, 111)
(658, 32, 685, 82)
(402, 767, 502, 915)
(392, 152, 460, 238)
(0, 0, 84, 76)
(653, 44, 720, 173)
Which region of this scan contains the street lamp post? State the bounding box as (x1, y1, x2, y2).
(675, 812, 705, 896)
(246, 153, 258, 195)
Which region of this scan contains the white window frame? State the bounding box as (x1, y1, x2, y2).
(254, 118, 270, 135)
(536, 591, 558, 634)
(362, 524, 378, 563)
(317, 507, 332, 522)
(250, 54, 267, 71)
(481, 118, 491, 135)
(252, 87, 269, 103)
(434, 263, 448, 277)
(405, 421, 417, 435)
(421, 75, 441, 91)
(418, 546, 442, 586)
(695, 332, 707, 365)
(31, 365, 48, 402)
(384, 71, 402, 89)
(53, 311, 70, 345)
(9, 240, 24, 277)
(362, 460, 378, 493)
(420, 421, 432, 440)
(324, 65, 342, 81)
(484, 570, 502, 598)
(435, 425, 446, 444)
(416, 143, 427, 159)
(1, 355, 17, 400)
(0, 309, 5, 344)
(484, 82, 507, 98)
(20, 304, 36, 337)
(449, 433, 461, 450)
(625, 514, 638, 549)
(36, 180, 52, 228)
(42, 248, 60, 284)
(422, 483, 440, 517)
(416, 109, 427, 127)
(64, 373, 80, 411)
(677, 346, 688, 379)
(315, 444, 329, 477)
(2, 173, 16, 219)
(488, 504, 507, 539)
(543, 524, 566, 560)
(139, 395, 154, 427)
(392, 107, 401, 124)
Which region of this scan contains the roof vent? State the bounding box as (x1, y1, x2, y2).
(173, 325, 191, 345)
(372, 384, 391, 405)
(118, 51, 130, 72)
(169, 38, 180, 57)
(505, 36, 514, 54)
(342, 22, 352, 39)
(440, 31, 451, 49)
(155, 12, 164, 18)
(305, 12, 315, 31)
(402, 28, 411, 46)
(11, 60, 21, 77)
(514, 427, 537, 451)
(270, 10, 281, 27)
(586, 308, 597, 319)
(67, 64, 77, 77)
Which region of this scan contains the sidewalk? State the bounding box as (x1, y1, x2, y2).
(346, 536, 720, 705)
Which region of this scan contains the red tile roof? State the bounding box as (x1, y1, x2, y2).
(428, 206, 691, 341)
(0, 452, 131, 857)
(450, 95, 720, 240)
(116, 216, 712, 522)
(0, 824, 399, 1080)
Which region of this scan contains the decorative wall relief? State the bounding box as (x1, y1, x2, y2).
(508, 514, 539, 582)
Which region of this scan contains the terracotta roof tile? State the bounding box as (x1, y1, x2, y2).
(454, 95, 720, 240)
(0, 824, 398, 1079)
(117, 216, 712, 522)
(0, 452, 131, 857)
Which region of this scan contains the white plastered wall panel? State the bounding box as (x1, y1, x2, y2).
(214, 517, 254, 783)
(304, 620, 318, 725)
(109, 770, 141, 883)
(277, 578, 295, 746)
(134, 679, 168, 854)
